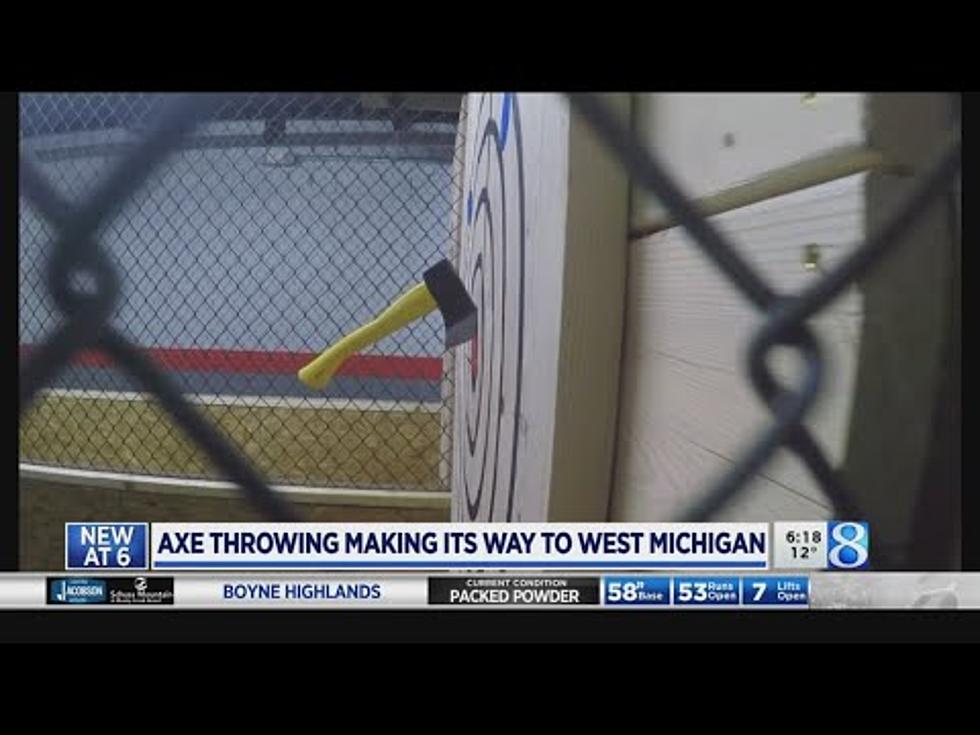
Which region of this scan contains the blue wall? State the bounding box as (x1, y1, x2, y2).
(20, 144, 454, 359)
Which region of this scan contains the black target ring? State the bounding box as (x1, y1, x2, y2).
(456, 93, 526, 521)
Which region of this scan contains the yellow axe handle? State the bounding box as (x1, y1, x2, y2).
(298, 282, 438, 391)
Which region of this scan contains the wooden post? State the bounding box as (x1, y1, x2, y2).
(842, 93, 960, 567)
(438, 96, 467, 496)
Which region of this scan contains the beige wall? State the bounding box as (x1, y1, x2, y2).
(612, 93, 868, 522)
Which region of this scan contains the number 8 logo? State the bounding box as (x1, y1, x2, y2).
(828, 522, 870, 569)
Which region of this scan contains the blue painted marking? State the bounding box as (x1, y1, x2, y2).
(500, 93, 512, 149)
(467, 191, 473, 225)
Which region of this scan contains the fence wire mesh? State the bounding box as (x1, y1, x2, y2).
(568, 94, 960, 565)
(19, 93, 463, 502)
(18, 93, 961, 550)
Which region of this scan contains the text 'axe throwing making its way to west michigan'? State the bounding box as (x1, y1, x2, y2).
(298, 259, 478, 391)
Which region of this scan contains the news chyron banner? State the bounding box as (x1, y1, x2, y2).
(0, 518, 966, 608)
(62, 520, 871, 574)
(3, 519, 879, 609)
(67, 522, 771, 571)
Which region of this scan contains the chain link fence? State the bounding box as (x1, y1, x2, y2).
(568, 95, 960, 569)
(19, 93, 463, 496)
(18, 93, 961, 554)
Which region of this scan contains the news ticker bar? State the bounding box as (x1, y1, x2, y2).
(1, 573, 977, 609)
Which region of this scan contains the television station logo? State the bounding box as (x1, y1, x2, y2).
(47, 577, 174, 605)
(827, 522, 870, 570)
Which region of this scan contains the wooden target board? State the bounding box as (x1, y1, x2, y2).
(452, 93, 630, 522)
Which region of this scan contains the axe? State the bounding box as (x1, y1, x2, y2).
(298, 259, 477, 391)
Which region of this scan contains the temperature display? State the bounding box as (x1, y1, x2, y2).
(773, 522, 831, 569)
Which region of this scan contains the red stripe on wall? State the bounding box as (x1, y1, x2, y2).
(18, 345, 443, 381)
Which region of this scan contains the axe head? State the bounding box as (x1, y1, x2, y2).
(423, 259, 477, 348)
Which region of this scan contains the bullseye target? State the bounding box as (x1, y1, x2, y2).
(454, 93, 526, 521)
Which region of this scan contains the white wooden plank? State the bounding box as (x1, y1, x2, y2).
(38, 388, 439, 413)
(19, 463, 450, 508)
(631, 93, 865, 229)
